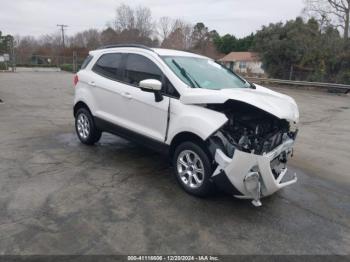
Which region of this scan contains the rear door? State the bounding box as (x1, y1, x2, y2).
(90, 52, 129, 126)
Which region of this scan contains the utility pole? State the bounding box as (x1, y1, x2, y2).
(57, 24, 68, 48)
(57, 24, 68, 66)
(9, 37, 15, 72)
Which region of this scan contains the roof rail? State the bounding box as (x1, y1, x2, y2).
(97, 44, 155, 52)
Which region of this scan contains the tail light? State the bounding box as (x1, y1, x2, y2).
(73, 74, 79, 87)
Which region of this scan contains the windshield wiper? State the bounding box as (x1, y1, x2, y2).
(217, 61, 252, 88)
(249, 82, 256, 89)
(172, 59, 201, 88)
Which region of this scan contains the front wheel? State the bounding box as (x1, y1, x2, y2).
(75, 108, 101, 145)
(173, 141, 214, 197)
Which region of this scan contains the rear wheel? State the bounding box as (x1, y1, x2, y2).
(173, 141, 213, 197)
(75, 108, 101, 145)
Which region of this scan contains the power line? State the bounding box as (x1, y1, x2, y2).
(57, 24, 68, 48)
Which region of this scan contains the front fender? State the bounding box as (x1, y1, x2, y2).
(166, 100, 228, 144)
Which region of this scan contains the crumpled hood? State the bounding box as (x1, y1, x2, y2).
(180, 84, 299, 122)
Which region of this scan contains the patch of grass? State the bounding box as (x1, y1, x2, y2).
(59, 64, 74, 72)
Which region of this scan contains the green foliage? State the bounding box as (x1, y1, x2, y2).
(0, 31, 14, 53)
(60, 64, 73, 72)
(253, 17, 349, 83)
(0, 62, 7, 70)
(214, 33, 255, 54)
(334, 40, 350, 84)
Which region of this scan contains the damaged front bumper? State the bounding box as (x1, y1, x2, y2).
(212, 138, 297, 206)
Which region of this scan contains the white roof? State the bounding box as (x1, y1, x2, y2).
(90, 46, 208, 59)
(152, 48, 207, 58)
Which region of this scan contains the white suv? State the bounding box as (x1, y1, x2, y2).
(73, 44, 299, 206)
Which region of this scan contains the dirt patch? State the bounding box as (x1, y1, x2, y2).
(0, 98, 3, 103)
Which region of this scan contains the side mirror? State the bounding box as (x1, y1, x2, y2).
(139, 79, 162, 91)
(139, 79, 163, 102)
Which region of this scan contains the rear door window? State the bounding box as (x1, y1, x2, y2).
(92, 53, 123, 81)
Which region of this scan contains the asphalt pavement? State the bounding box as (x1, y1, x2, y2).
(0, 71, 349, 255)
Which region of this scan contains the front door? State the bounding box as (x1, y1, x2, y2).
(120, 53, 169, 142)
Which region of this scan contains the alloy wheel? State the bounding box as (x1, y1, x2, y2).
(177, 150, 205, 189)
(77, 113, 90, 140)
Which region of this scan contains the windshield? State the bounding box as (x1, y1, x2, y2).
(162, 56, 250, 90)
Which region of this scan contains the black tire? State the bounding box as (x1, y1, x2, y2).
(173, 141, 214, 197)
(75, 108, 101, 145)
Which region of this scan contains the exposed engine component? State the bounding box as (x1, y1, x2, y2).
(207, 101, 298, 158)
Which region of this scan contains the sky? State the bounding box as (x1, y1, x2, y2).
(0, 0, 305, 38)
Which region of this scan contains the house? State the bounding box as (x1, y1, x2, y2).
(219, 52, 264, 75)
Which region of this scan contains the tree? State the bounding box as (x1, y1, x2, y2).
(14, 35, 39, 64)
(113, 4, 135, 32)
(100, 27, 118, 45)
(191, 22, 209, 51)
(158, 16, 173, 40)
(253, 17, 349, 83)
(305, 0, 350, 38)
(161, 19, 193, 50)
(70, 29, 101, 49)
(111, 4, 155, 43)
(162, 28, 188, 50)
(213, 33, 255, 54)
(237, 34, 255, 51)
(214, 34, 237, 54)
(0, 31, 14, 54)
(135, 6, 154, 38)
(0, 31, 4, 52)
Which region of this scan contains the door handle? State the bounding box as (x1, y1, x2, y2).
(121, 92, 132, 99)
(88, 81, 96, 87)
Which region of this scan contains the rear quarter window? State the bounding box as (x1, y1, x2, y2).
(80, 55, 93, 70)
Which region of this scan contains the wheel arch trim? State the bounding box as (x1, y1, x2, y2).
(74, 101, 92, 117)
(169, 131, 210, 160)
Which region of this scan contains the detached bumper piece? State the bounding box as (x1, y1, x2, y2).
(212, 139, 297, 207)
